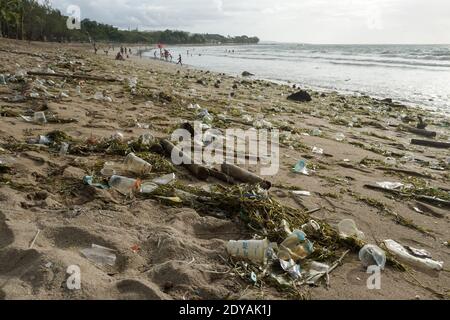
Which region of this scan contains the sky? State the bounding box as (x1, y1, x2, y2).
(48, 0, 450, 44)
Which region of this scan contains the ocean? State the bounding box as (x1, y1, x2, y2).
(144, 43, 450, 113)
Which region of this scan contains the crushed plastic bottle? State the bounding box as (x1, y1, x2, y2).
(80, 244, 116, 266)
(124, 153, 152, 175)
(278, 230, 314, 262)
(108, 175, 141, 195)
(359, 244, 386, 269)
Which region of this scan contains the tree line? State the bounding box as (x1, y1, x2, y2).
(0, 0, 260, 44)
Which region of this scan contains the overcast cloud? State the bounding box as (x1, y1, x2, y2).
(48, 0, 450, 43)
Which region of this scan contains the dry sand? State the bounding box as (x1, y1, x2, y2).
(0, 39, 449, 300)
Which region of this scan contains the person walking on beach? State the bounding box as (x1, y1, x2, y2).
(176, 54, 183, 66)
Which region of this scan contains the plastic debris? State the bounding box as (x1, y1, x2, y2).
(384, 157, 397, 166)
(280, 258, 302, 279)
(376, 181, 404, 190)
(80, 244, 116, 266)
(301, 220, 321, 235)
(152, 173, 176, 185)
(278, 230, 314, 262)
(359, 244, 386, 269)
(59, 142, 69, 155)
(311, 128, 322, 136)
(253, 119, 273, 129)
(383, 239, 443, 271)
(291, 190, 311, 197)
(242, 114, 253, 123)
(405, 246, 432, 259)
(0, 74, 6, 85)
(335, 133, 345, 141)
(83, 176, 110, 189)
(108, 175, 141, 195)
(305, 261, 330, 285)
(337, 219, 365, 240)
(124, 152, 152, 175)
(226, 239, 271, 264)
(38, 135, 51, 145)
(312, 146, 324, 155)
(292, 160, 309, 175)
(139, 182, 159, 194)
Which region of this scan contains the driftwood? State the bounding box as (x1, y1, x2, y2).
(412, 202, 446, 219)
(221, 163, 271, 189)
(364, 184, 450, 209)
(208, 168, 235, 184)
(411, 139, 450, 149)
(401, 125, 437, 138)
(160, 139, 209, 180)
(27, 71, 119, 82)
(375, 166, 433, 179)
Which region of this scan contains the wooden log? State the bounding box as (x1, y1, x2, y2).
(221, 163, 271, 189)
(160, 139, 209, 180)
(27, 71, 119, 82)
(402, 125, 437, 138)
(411, 139, 450, 149)
(364, 184, 450, 208)
(375, 166, 433, 179)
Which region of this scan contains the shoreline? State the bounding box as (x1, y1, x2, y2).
(0, 38, 449, 300)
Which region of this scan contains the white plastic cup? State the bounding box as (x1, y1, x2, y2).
(226, 239, 270, 264)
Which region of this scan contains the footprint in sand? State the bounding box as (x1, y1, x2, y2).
(116, 279, 168, 300)
(46, 226, 127, 272)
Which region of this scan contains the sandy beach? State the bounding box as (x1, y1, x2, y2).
(0, 39, 449, 300)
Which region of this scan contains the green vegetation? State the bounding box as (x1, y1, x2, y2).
(0, 0, 259, 44)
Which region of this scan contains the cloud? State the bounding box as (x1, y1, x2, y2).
(48, 0, 450, 43)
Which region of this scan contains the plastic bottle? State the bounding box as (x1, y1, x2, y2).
(278, 230, 314, 262)
(359, 244, 386, 269)
(124, 153, 152, 175)
(226, 239, 270, 264)
(108, 175, 141, 195)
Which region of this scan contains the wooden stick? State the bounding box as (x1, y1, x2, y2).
(160, 139, 210, 180)
(375, 166, 433, 179)
(364, 184, 450, 208)
(221, 163, 271, 189)
(27, 71, 119, 82)
(411, 139, 450, 149)
(29, 229, 41, 249)
(401, 125, 437, 138)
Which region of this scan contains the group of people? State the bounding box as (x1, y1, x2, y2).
(93, 42, 183, 66)
(115, 46, 132, 60)
(153, 48, 183, 66)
